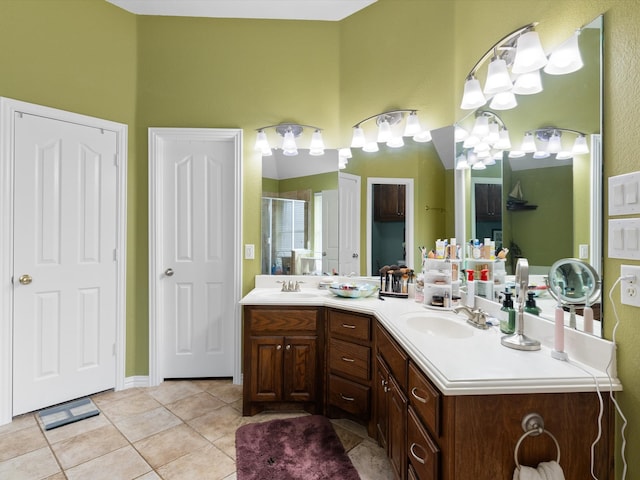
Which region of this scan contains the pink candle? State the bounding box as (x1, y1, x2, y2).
(554, 306, 565, 353)
(583, 306, 594, 334)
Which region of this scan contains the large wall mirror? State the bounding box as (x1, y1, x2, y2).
(455, 15, 603, 335)
(261, 150, 338, 276)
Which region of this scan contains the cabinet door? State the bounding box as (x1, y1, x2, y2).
(375, 354, 390, 451)
(374, 184, 406, 221)
(475, 183, 502, 221)
(388, 375, 408, 480)
(283, 335, 317, 402)
(250, 336, 283, 402)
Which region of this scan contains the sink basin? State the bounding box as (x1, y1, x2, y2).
(254, 290, 320, 299)
(402, 314, 474, 339)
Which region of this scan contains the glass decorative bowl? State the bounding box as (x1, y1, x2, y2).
(329, 282, 379, 298)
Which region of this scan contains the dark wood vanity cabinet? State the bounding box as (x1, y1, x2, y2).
(374, 183, 406, 221)
(474, 183, 502, 221)
(373, 322, 615, 480)
(242, 306, 323, 416)
(326, 309, 374, 435)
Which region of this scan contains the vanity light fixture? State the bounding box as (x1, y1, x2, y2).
(460, 21, 585, 111)
(510, 127, 590, 159)
(254, 122, 325, 157)
(455, 110, 511, 170)
(350, 109, 432, 151)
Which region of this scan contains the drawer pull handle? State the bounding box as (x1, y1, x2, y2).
(342, 323, 356, 329)
(410, 443, 427, 465)
(411, 387, 428, 404)
(340, 394, 355, 402)
(341, 356, 355, 363)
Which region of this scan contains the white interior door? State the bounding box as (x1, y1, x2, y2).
(339, 173, 361, 276)
(322, 189, 339, 275)
(12, 113, 118, 415)
(149, 128, 241, 382)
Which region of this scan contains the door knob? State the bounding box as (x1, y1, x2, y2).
(352, 253, 359, 258)
(18, 274, 32, 285)
(164, 268, 174, 277)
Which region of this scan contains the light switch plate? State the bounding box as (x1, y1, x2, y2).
(244, 244, 255, 260)
(609, 171, 640, 216)
(609, 219, 640, 259)
(621, 265, 640, 307)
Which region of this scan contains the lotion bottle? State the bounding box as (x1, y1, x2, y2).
(465, 269, 475, 307)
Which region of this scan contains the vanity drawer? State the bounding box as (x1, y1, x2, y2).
(329, 338, 370, 381)
(408, 361, 441, 437)
(376, 323, 408, 390)
(247, 308, 318, 334)
(328, 374, 370, 417)
(407, 406, 440, 480)
(329, 310, 371, 342)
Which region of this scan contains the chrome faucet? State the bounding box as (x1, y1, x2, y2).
(453, 305, 489, 329)
(278, 280, 302, 292)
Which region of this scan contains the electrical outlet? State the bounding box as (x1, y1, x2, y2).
(621, 265, 640, 307)
(245, 244, 255, 260)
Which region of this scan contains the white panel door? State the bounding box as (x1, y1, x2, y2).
(322, 189, 339, 275)
(339, 173, 361, 276)
(13, 113, 117, 415)
(161, 137, 235, 378)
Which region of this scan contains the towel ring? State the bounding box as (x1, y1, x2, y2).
(514, 413, 561, 469)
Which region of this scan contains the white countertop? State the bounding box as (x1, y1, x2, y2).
(240, 275, 622, 396)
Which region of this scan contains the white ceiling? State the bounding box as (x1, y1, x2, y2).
(105, 0, 377, 21)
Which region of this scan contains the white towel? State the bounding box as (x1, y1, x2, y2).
(513, 461, 565, 480)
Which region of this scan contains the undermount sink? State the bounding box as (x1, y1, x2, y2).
(254, 290, 320, 299)
(401, 313, 474, 339)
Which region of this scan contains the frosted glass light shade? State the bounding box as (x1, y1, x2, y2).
(556, 151, 573, 160)
(533, 150, 550, 159)
(463, 135, 479, 148)
(351, 126, 366, 148)
(363, 141, 379, 153)
(282, 130, 298, 156)
(520, 132, 537, 153)
(461, 77, 486, 110)
(454, 124, 469, 142)
(512, 31, 548, 74)
(572, 135, 590, 154)
(512, 70, 543, 95)
(544, 32, 583, 75)
(508, 150, 526, 158)
(547, 131, 562, 153)
(486, 123, 500, 144)
(404, 112, 422, 136)
(255, 130, 270, 151)
(456, 154, 469, 170)
(489, 90, 518, 110)
(413, 130, 432, 143)
(471, 116, 489, 137)
(494, 128, 512, 150)
(377, 119, 392, 143)
(387, 136, 405, 148)
(472, 161, 487, 170)
(309, 130, 325, 156)
(338, 147, 352, 159)
(484, 58, 513, 94)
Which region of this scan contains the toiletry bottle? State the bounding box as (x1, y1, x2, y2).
(465, 269, 475, 307)
(500, 291, 516, 334)
(524, 292, 541, 315)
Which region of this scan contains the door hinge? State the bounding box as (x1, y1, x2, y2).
(113, 248, 118, 261)
(113, 153, 118, 167)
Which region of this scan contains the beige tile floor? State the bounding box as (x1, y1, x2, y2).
(0, 379, 393, 480)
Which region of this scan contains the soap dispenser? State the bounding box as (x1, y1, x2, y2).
(524, 292, 541, 315)
(500, 291, 516, 334)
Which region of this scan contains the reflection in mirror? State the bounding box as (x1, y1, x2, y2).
(455, 15, 603, 335)
(546, 258, 601, 335)
(261, 149, 338, 275)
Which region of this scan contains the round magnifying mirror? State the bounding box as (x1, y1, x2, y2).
(547, 258, 601, 306)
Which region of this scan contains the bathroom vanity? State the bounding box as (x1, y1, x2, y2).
(240, 276, 620, 479)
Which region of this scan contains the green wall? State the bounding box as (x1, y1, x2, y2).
(2, 1, 640, 478)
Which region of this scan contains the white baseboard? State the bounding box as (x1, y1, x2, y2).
(122, 376, 150, 389)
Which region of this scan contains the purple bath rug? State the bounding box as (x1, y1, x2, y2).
(235, 414, 361, 480)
